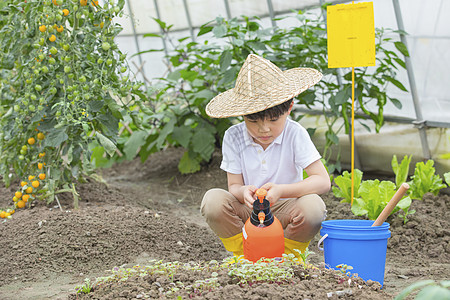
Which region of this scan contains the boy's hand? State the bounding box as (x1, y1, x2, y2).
(260, 182, 282, 205)
(243, 185, 257, 208)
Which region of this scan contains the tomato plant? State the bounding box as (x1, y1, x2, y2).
(0, 0, 146, 213)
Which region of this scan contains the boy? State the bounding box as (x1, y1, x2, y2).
(201, 54, 330, 259)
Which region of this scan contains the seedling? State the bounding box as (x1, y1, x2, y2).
(336, 264, 353, 276)
(335, 264, 355, 285)
(293, 247, 315, 265)
(75, 278, 94, 294)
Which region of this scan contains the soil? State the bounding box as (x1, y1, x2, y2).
(0, 147, 449, 300)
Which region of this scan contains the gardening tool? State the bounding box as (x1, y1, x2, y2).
(242, 188, 284, 262)
(372, 182, 410, 226)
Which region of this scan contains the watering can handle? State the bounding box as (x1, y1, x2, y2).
(317, 234, 328, 251)
(372, 182, 410, 227)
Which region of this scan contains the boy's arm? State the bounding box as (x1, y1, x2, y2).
(227, 172, 257, 208)
(261, 159, 331, 204)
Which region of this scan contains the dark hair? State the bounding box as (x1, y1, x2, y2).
(244, 99, 293, 121)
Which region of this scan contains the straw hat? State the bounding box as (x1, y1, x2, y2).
(206, 54, 322, 118)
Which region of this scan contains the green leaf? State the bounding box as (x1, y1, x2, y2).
(393, 57, 406, 69)
(357, 180, 396, 220)
(218, 66, 239, 86)
(410, 160, 446, 199)
(247, 41, 267, 50)
(178, 151, 201, 174)
(90, 146, 110, 168)
(123, 130, 147, 160)
(180, 69, 198, 81)
(195, 89, 215, 101)
(394, 41, 409, 57)
(192, 127, 215, 161)
(416, 285, 450, 300)
(389, 97, 403, 109)
(444, 172, 450, 186)
(247, 21, 259, 31)
(89, 100, 104, 112)
(212, 24, 227, 38)
(152, 17, 167, 30)
(172, 126, 192, 148)
(220, 50, 232, 72)
(156, 118, 176, 149)
(396, 196, 411, 210)
(197, 25, 213, 36)
(96, 132, 117, 156)
(307, 44, 321, 53)
(332, 169, 363, 203)
(97, 112, 119, 137)
(334, 86, 350, 105)
(384, 75, 408, 92)
(351, 197, 368, 216)
(167, 70, 181, 81)
(394, 280, 436, 300)
(143, 33, 161, 38)
(325, 130, 339, 145)
(45, 128, 68, 148)
(105, 94, 123, 119)
(391, 154, 411, 188)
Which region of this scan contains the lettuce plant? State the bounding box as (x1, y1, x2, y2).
(351, 179, 411, 220)
(444, 172, 450, 186)
(391, 155, 412, 189)
(409, 160, 447, 200)
(332, 169, 363, 203)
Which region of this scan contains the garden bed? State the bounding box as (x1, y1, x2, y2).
(0, 148, 449, 299)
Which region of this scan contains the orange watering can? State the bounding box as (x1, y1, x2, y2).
(242, 188, 284, 262)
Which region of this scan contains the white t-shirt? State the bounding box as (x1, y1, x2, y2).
(220, 118, 321, 188)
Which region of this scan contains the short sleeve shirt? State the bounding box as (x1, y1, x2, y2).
(220, 118, 321, 187)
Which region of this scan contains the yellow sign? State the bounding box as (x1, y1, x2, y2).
(327, 2, 375, 68)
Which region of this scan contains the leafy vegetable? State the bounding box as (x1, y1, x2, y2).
(351, 179, 411, 220)
(332, 169, 363, 203)
(409, 160, 446, 200)
(391, 155, 411, 189)
(444, 172, 450, 186)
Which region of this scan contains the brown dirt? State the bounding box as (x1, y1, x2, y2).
(0, 147, 449, 299)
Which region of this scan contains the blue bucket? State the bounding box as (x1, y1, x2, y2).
(318, 220, 391, 287)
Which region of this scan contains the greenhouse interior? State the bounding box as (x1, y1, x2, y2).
(0, 0, 449, 299)
(115, 0, 450, 176)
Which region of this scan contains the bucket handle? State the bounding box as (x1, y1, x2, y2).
(317, 234, 328, 251)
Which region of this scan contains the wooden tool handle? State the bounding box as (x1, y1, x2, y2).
(372, 183, 410, 227)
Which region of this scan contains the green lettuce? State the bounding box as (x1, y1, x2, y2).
(391, 154, 411, 189)
(409, 160, 447, 200)
(444, 172, 450, 186)
(351, 179, 411, 220)
(332, 169, 363, 203)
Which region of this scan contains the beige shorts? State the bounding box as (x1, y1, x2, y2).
(200, 188, 327, 243)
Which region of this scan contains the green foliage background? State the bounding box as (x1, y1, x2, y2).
(120, 8, 409, 174)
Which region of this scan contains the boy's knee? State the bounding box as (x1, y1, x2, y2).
(200, 188, 229, 219)
(286, 194, 327, 242)
(299, 194, 326, 226)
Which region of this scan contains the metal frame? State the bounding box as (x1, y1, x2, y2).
(392, 0, 431, 160)
(127, 0, 449, 161)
